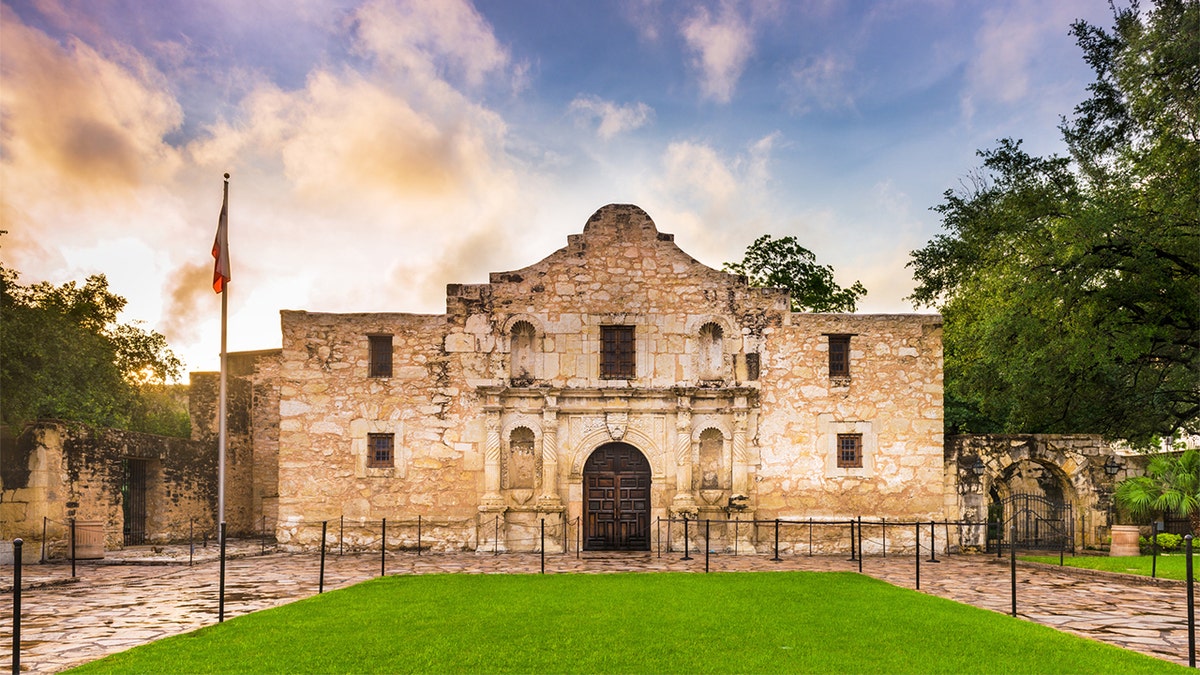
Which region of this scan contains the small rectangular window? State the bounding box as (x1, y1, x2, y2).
(744, 353, 760, 381)
(828, 335, 850, 378)
(367, 433, 394, 468)
(837, 433, 862, 469)
(369, 335, 393, 378)
(600, 325, 635, 379)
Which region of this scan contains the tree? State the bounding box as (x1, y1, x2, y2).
(908, 0, 1199, 443)
(1115, 449, 1200, 535)
(0, 261, 189, 436)
(724, 234, 867, 312)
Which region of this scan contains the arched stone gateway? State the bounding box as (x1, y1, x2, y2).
(583, 443, 651, 551)
(947, 434, 1135, 550)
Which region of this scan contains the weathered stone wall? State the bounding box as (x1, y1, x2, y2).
(273, 204, 946, 551)
(190, 349, 281, 536)
(945, 434, 1144, 549)
(756, 314, 945, 520)
(0, 421, 214, 553)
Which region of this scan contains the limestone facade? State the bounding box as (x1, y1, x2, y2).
(272, 204, 945, 551)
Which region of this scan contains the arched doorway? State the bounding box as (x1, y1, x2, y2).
(583, 442, 651, 551)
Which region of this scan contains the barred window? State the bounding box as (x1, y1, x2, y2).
(369, 335, 393, 378)
(600, 325, 635, 379)
(836, 433, 862, 469)
(828, 335, 851, 378)
(367, 433, 394, 468)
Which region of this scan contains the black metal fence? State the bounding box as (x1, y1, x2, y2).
(7, 522, 1197, 671)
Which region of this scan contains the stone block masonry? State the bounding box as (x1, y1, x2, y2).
(270, 204, 946, 552)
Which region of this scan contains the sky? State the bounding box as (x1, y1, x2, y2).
(0, 0, 1118, 376)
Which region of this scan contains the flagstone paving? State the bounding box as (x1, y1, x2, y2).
(2, 541, 1195, 672)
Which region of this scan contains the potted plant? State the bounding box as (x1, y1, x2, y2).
(1113, 448, 1199, 555)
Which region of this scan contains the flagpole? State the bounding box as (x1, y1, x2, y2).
(217, 173, 229, 527)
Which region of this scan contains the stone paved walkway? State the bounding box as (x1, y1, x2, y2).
(2, 543, 1195, 672)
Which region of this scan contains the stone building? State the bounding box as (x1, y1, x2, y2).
(269, 204, 945, 551)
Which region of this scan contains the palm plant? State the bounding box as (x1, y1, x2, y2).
(1114, 449, 1200, 536)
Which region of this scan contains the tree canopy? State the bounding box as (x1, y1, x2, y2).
(0, 260, 190, 437)
(909, 0, 1199, 444)
(724, 234, 867, 313)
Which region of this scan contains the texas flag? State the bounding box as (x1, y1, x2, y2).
(212, 176, 230, 293)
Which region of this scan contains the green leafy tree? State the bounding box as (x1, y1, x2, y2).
(908, 0, 1199, 442)
(724, 234, 867, 312)
(0, 261, 189, 437)
(1115, 449, 1200, 535)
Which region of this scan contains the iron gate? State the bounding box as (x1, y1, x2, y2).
(991, 493, 1073, 552)
(122, 459, 148, 546)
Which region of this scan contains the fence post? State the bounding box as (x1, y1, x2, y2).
(563, 514, 568, 555)
(704, 520, 710, 574)
(928, 521, 939, 563)
(12, 535, 21, 672)
(577, 517, 581, 559)
(857, 516, 863, 573)
(218, 522, 227, 622)
(681, 516, 692, 561)
(771, 519, 781, 562)
(70, 517, 77, 578)
(808, 518, 813, 557)
(418, 515, 422, 557)
(1010, 521, 1018, 617)
(914, 521, 920, 590)
(261, 515, 266, 554)
(1184, 534, 1193, 668)
(189, 518, 194, 567)
(339, 515, 344, 557)
(319, 521, 327, 594)
(41, 517, 47, 564)
(540, 519, 545, 575)
(734, 516, 739, 557)
(882, 518, 887, 558)
(656, 517, 661, 558)
(494, 515, 499, 556)
(1151, 522, 1160, 579)
(849, 518, 857, 562)
(380, 518, 387, 577)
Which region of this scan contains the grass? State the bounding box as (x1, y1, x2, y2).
(69, 572, 1186, 674)
(1021, 551, 1197, 581)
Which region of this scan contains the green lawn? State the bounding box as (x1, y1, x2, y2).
(69, 572, 1185, 674)
(1021, 551, 1197, 581)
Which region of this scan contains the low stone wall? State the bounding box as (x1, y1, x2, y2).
(0, 421, 216, 555)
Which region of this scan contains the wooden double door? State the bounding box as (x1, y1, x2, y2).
(584, 443, 651, 551)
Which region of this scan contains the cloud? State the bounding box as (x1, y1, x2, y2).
(160, 259, 214, 344)
(0, 5, 183, 197)
(785, 53, 857, 115)
(644, 134, 780, 263)
(960, 1, 1089, 121)
(679, 2, 755, 103)
(352, 0, 511, 88)
(568, 96, 654, 139)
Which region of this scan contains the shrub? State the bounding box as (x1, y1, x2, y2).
(1138, 532, 1182, 553)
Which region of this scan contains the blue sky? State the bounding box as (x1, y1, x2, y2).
(0, 0, 1116, 374)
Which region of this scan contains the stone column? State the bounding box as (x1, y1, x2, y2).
(537, 396, 562, 509)
(481, 408, 504, 508)
(672, 397, 697, 512)
(731, 410, 749, 496)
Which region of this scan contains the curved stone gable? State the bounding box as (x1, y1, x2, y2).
(472, 203, 788, 318)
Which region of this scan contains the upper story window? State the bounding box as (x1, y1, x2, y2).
(828, 334, 851, 384)
(836, 433, 862, 469)
(368, 335, 393, 378)
(510, 321, 536, 382)
(600, 325, 635, 379)
(367, 433, 394, 468)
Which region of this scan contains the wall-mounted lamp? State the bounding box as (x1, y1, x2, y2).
(1103, 456, 1124, 476)
(971, 457, 986, 477)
